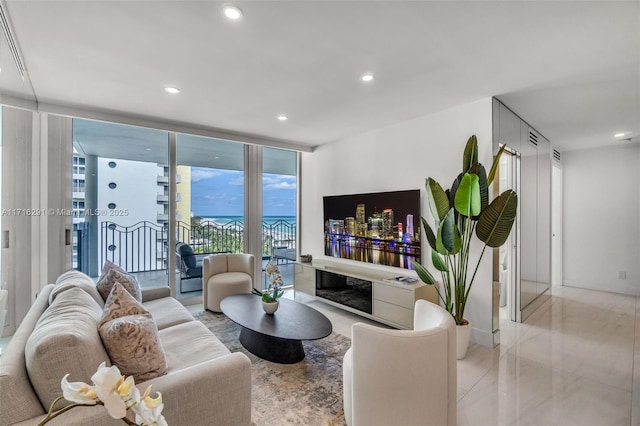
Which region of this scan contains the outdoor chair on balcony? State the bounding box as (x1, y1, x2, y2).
(175, 242, 224, 293)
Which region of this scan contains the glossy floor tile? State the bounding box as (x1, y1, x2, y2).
(187, 285, 638, 425)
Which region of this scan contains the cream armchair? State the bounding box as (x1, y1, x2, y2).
(343, 300, 457, 426)
(203, 253, 255, 312)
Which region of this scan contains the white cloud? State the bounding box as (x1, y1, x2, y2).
(191, 168, 221, 182)
(263, 175, 296, 191)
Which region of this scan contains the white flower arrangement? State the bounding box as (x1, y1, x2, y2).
(38, 362, 167, 426)
(252, 259, 284, 302)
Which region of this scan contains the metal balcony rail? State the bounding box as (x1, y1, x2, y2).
(84, 218, 296, 274)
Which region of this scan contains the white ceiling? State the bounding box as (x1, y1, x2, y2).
(1, 0, 638, 152)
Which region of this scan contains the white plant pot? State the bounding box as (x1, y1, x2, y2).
(456, 321, 472, 359)
(262, 300, 279, 315)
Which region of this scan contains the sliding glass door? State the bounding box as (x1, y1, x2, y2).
(71, 118, 169, 285)
(262, 147, 297, 288)
(175, 134, 245, 296)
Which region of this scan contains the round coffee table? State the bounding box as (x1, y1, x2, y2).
(220, 294, 332, 364)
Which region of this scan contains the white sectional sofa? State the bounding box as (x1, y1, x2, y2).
(0, 271, 252, 426)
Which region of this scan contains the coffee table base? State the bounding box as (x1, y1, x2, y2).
(239, 326, 305, 364)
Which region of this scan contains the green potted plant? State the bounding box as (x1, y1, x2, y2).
(412, 135, 517, 359)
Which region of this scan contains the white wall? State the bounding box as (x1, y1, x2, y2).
(301, 98, 496, 346)
(563, 143, 640, 296)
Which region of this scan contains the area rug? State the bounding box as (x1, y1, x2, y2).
(194, 310, 350, 426)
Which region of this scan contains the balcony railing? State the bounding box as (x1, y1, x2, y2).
(100, 221, 167, 273)
(80, 218, 296, 274)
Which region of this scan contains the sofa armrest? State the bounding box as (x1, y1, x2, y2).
(145, 352, 252, 426)
(141, 286, 171, 302)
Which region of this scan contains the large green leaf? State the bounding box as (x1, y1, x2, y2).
(421, 216, 437, 250)
(436, 209, 461, 254)
(476, 190, 518, 247)
(469, 163, 488, 215)
(487, 144, 506, 185)
(462, 135, 478, 173)
(431, 250, 448, 272)
(450, 173, 463, 209)
(412, 260, 436, 285)
(426, 178, 449, 222)
(454, 173, 481, 218)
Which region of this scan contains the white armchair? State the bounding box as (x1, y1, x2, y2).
(343, 299, 457, 426)
(203, 253, 255, 312)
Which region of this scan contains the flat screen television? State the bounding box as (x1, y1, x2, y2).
(323, 189, 421, 270)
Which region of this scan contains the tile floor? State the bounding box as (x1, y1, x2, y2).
(190, 285, 639, 426)
(3, 284, 636, 425)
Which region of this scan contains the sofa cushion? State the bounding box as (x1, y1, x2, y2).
(99, 314, 168, 382)
(25, 287, 109, 409)
(143, 297, 194, 330)
(96, 269, 142, 302)
(99, 282, 148, 327)
(158, 321, 230, 372)
(50, 269, 104, 308)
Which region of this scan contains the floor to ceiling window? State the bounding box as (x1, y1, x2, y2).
(69, 117, 299, 299)
(175, 134, 245, 295)
(262, 147, 297, 288)
(71, 118, 169, 284)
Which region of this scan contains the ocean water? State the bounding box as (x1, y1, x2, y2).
(200, 216, 296, 226)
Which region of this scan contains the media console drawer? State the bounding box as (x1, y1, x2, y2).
(373, 299, 413, 329)
(373, 282, 414, 309)
(294, 263, 315, 296)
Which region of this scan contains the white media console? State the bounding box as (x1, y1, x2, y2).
(294, 259, 438, 329)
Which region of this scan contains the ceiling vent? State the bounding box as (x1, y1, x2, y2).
(0, 2, 26, 79)
(528, 130, 538, 147)
(552, 148, 561, 163)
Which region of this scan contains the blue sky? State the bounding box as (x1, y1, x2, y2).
(190, 167, 296, 217)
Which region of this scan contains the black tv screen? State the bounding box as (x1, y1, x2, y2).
(323, 189, 421, 270)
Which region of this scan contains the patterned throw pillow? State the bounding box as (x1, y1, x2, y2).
(98, 314, 168, 382)
(100, 259, 127, 277)
(96, 269, 142, 302)
(98, 283, 168, 382)
(99, 283, 148, 327)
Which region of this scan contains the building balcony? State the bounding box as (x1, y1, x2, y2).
(156, 174, 181, 184)
(157, 213, 169, 222)
(157, 193, 181, 203)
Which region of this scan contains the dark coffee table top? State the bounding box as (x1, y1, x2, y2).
(220, 294, 332, 341)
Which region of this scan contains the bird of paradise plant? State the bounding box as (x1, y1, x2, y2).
(412, 135, 518, 326)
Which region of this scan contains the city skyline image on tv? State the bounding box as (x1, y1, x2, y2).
(323, 189, 421, 270)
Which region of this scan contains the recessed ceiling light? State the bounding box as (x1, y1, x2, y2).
(614, 132, 627, 138)
(164, 87, 180, 94)
(361, 73, 375, 82)
(223, 4, 243, 20)
(277, 115, 288, 121)
(145, 148, 152, 151)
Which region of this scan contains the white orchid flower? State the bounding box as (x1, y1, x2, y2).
(90, 362, 127, 419)
(134, 387, 167, 426)
(60, 374, 98, 405)
(265, 261, 280, 276)
(117, 376, 140, 409)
